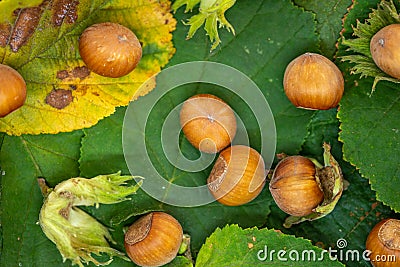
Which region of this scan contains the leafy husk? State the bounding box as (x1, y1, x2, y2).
(341, 0, 400, 92)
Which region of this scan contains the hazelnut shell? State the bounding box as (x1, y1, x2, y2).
(269, 156, 324, 216)
(207, 145, 266, 206)
(370, 24, 400, 79)
(0, 64, 26, 117)
(366, 218, 400, 267)
(124, 212, 183, 267)
(283, 52, 344, 110)
(180, 94, 237, 153)
(79, 22, 142, 78)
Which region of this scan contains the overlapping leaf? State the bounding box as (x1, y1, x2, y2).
(196, 224, 344, 266)
(1, 0, 399, 267)
(0, 0, 176, 135)
(338, 0, 400, 212)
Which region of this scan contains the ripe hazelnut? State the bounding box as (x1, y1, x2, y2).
(124, 212, 183, 267)
(370, 24, 400, 79)
(0, 64, 26, 117)
(283, 52, 344, 110)
(79, 22, 142, 78)
(207, 145, 266, 206)
(180, 94, 237, 153)
(366, 218, 400, 267)
(269, 156, 324, 216)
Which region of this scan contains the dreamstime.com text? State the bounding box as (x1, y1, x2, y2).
(256, 238, 397, 264)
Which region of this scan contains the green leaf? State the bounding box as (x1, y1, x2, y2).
(341, 0, 400, 91)
(171, 0, 320, 155)
(269, 91, 396, 267)
(338, 78, 400, 212)
(79, 105, 274, 255)
(0, 0, 176, 135)
(195, 224, 344, 266)
(337, 0, 400, 212)
(77, 1, 321, 257)
(0, 131, 82, 266)
(173, 0, 236, 51)
(294, 0, 353, 58)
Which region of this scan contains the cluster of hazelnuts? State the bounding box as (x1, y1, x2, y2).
(124, 25, 400, 267)
(2, 17, 400, 267)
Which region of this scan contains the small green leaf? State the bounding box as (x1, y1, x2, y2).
(341, 0, 400, 92)
(173, 0, 236, 51)
(196, 225, 344, 266)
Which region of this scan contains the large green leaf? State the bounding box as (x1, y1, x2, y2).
(80, 106, 273, 256)
(170, 0, 320, 155)
(1, 0, 399, 267)
(0, 131, 82, 266)
(195, 224, 344, 266)
(78, 0, 321, 257)
(0, 0, 175, 135)
(337, 0, 400, 212)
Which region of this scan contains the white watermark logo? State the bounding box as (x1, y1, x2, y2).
(256, 238, 397, 263)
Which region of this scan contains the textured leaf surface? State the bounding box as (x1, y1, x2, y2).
(294, 0, 353, 58)
(172, 0, 320, 155)
(1, 1, 399, 267)
(80, 106, 274, 256)
(195, 224, 344, 266)
(78, 0, 320, 257)
(0, 0, 175, 135)
(341, 0, 400, 90)
(338, 0, 400, 212)
(0, 131, 82, 266)
(268, 108, 396, 267)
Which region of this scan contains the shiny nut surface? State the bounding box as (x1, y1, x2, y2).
(370, 24, 400, 79)
(180, 94, 237, 153)
(366, 218, 400, 267)
(124, 212, 183, 267)
(79, 22, 142, 78)
(269, 156, 324, 216)
(207, 145, 266, 206)
(0, 64, 26, 117)
(283, 52, 344, 110)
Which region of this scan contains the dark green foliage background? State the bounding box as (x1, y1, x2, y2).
(1, 0, 399, 266)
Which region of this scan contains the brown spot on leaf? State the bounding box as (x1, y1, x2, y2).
(12, 8, 22, 17)
(56, 70, 69, 80)
(0, 24, 11, 47)
(56, 66, 90, 80)
(52, 0, 79, 26)
(10, 6, 43, 52)
(71, 66, 90, 79)
(45, 89, 73, 109)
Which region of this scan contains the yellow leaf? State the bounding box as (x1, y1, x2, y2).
(0, 0, 176, 135)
